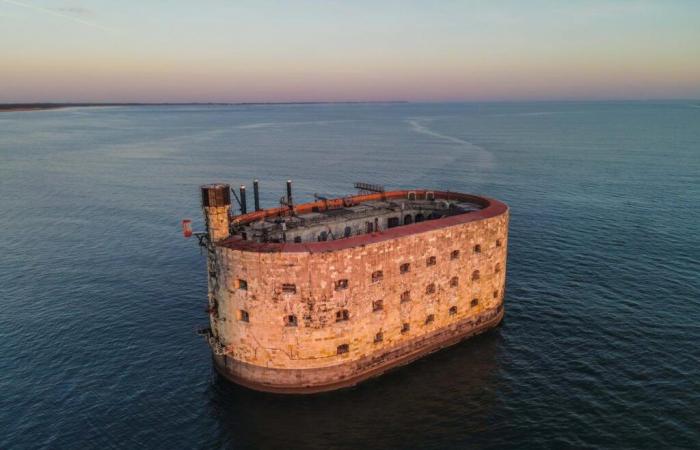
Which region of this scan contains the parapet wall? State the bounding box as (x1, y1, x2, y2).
(205, 191, 508, 391)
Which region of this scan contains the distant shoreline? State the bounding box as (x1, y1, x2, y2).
(3, 99, 696, 113)
(0, 101, 408, 112)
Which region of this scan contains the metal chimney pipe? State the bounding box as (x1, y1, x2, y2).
(253, 179, 260, 211)
(286, 180, 293, 209)
(240, 185, 247, 214)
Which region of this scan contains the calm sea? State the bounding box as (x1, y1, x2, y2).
(1, 102, 699, 449)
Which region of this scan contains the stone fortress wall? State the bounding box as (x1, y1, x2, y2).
(201, 187, 509, 393)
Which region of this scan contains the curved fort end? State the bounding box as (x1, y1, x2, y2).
(201, 183, 231, 242)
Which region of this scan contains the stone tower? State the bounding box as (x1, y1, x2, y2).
(200, 183, 231, 349)
(201, 183, 231, 242)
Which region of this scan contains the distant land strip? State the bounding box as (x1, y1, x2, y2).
(0, 101, 407, 112)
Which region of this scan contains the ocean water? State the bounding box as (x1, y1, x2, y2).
(1, 102, 698, 449)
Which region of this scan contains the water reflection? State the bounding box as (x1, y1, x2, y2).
(209, 329, 505, 449)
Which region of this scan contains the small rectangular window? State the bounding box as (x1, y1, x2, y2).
(401, 323, 410, 334)
(400, 290, 411, 303)
(426, 283, 436, 294)
(238, 310, 249, 322)
(372, 300, 383, 312)
(335, 279, 349, 290)
(285, 314, 297, 327)
(474, 244, 481, 254)
(450, 250, 460, 260)
(387, 217, 400, 228)
(374, 332, 383, 343)
(400, 263, 410, 274)
(426, 256, 437, 266)
(372, 270, 383, 283)
(366, 222, 374, 233)
(337, 344, 349, 355)
(471, 298, 479, 308)
(425, 314, 435, 324)
(449, 306, 458, 316)
(282, 283, 297, 294)
(496, 239, 502, 247)
(238, 279, 248, 290)
(336, 309, 350, 322)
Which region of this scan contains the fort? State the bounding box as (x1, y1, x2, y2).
(195, 182, 509, 394)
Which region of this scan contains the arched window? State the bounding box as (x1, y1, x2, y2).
(372, 270, 383, 283)
(449, 306, 458, 316)
(400, 290, 411, 303)
(450, 276, 459, 287)
(426, 283, 436, 294)
(344, 226, 352, 238)
(471, 298, 479, 308)
(404, 214, 413, 225)
(472, 270, 480, 281)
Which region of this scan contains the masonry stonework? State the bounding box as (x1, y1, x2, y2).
(201, 189, 508, 393)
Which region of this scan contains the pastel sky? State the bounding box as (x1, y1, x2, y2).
(1, 0, 699, 102)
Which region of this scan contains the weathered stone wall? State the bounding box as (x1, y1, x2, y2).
(208, 209, 508, 373)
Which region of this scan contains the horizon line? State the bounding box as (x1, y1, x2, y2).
(2, 98, 699, 111)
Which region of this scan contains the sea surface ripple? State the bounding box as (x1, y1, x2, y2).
(1, 102, 698, 449)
